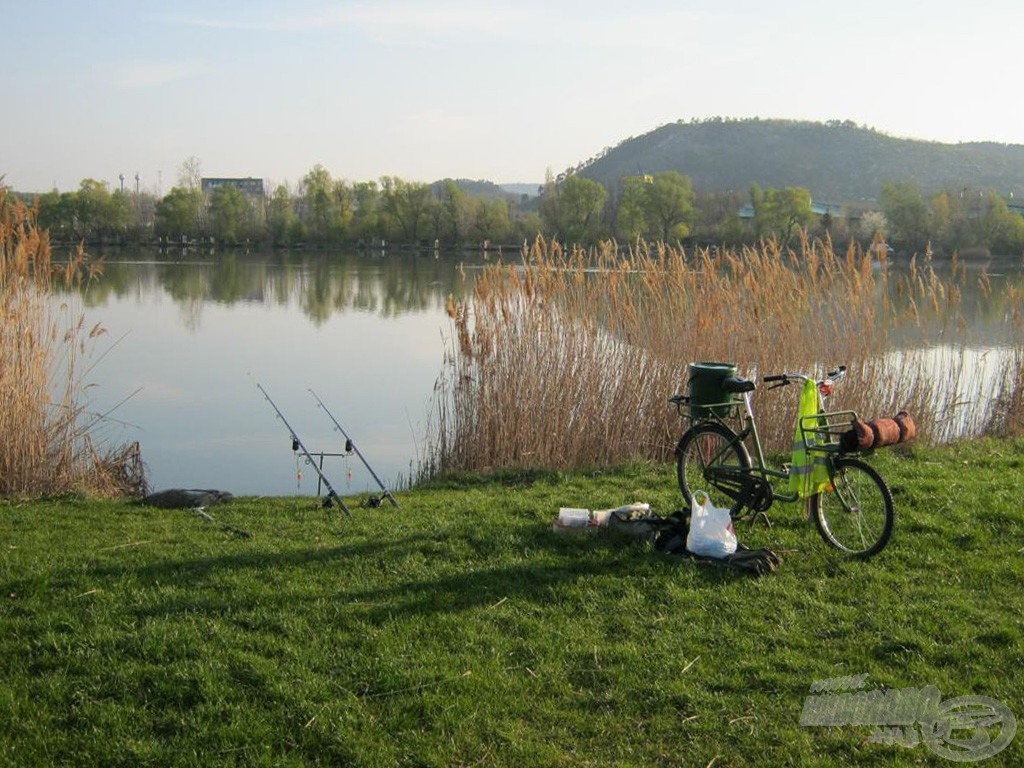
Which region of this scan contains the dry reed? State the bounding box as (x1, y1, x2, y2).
(0, 187, 147, 498)
(423, 236, 1024, 479)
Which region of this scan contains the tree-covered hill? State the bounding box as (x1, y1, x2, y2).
(577, 118, 1024, 202)
(430, 178, 509, 199)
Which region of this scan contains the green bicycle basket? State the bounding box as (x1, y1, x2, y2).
(687, 361, 738, 418)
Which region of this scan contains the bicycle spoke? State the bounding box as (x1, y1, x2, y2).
(834, 477, 877, 549)
(811, 456, 894, 558)
(676, 422, 750, 507)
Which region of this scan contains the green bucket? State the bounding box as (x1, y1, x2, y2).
(687, 362, 738, 418)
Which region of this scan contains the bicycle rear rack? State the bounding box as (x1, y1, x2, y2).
(669, 394, 744, 422)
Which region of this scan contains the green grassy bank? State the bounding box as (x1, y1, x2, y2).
(1, 440, 1021, 766)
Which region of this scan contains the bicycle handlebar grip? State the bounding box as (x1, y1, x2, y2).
(763, 374, 787, 383)
(827, 365, 848, 379)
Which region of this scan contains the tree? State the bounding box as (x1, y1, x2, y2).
(615, 177, 648, 242)
(471, 197, 511, 244)
(36, 190, 75, 240)
(689, 189, 744, 245)
(208, 185, 247, 244)
(858, 211, 888, 243)
(154, 187, 203, 240)
(177, 156, 202, 191)
(749, 184, 766, 239)
(67, 179, 129, 241)
(540, 174, 607, 245)
(929, 191, 955, 252)
(379, 176, 432, 243)
(437, 180, 470, 245)
(351, 181, 381, 241)
(880, 181, 929, 254)
(644, 171, 695, 242)
(331, 179, 354, 241)
(754, 186, 813, 247)
(268, 184, 300, 245)
(972, 191, 1024, 254)
(300, 165, 337, 243)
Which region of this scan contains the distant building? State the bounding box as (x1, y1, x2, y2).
(201, 177, 265, 197)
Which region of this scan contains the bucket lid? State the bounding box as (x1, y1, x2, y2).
(689, 361, 737, 375)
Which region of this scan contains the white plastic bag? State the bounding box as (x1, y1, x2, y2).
(686, 490, 737, 558)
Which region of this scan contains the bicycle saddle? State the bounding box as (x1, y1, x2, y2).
(721, 376, 755, 393)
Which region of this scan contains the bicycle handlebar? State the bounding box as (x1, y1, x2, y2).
(762, 365, 847, 387)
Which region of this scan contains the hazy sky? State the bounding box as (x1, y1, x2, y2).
(4, 0, 1023, 193)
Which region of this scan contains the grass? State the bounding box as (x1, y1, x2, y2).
(2, 439, 1022, 766)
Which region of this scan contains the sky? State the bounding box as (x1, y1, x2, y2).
(4, 0, 1024, 194)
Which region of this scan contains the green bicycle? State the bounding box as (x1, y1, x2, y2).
(670, 363, 895, 558)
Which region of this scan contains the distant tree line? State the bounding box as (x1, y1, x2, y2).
(876, 181, 1024, 256)
(13, 160, 1024, 256)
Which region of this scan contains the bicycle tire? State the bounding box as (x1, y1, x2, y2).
(810, 456, 894, 558)
(675, 421, 752, 509)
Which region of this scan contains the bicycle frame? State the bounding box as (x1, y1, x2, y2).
(692, 389, 802, 506)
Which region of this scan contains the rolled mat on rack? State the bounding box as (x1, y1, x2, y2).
(841, 411, 917, 452)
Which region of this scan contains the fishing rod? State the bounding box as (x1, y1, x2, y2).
(308, 388, 400, 508)
(250, 376, 352, 516)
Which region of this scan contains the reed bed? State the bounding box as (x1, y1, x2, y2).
(0, 188, 146, 498)
(423, 236, 1024, 478)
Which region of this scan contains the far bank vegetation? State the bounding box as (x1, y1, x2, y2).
(13, 160, 1024, 258)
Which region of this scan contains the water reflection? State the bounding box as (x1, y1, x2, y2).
(79, 250, 472, 326)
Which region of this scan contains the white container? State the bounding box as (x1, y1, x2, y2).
(556, 508, 591, 527)
(591, 508, 615, 526)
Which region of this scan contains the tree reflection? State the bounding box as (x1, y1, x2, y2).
(62, 249, 474, 328)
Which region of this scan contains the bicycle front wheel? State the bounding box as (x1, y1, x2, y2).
(810, 456, 894, 558)
(675, 421, 751, 507)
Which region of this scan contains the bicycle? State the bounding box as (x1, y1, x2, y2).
(670, 364, 894, 558)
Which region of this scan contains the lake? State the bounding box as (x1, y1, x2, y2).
(64, 248, 1022, 499)
(68, 249, 479, 499)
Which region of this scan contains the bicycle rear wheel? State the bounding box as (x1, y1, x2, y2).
(810, 456, 894, 558)
(675, 421, 751, 507)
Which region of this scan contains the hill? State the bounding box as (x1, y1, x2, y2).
(430, 178, 516, 200)
(577, 118, 1024, 202)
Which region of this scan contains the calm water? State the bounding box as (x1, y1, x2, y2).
(65, 249, 1022, 498)
(68, 249, 479, 498)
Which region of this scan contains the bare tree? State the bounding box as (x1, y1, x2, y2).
(177, 155, 202, 191)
